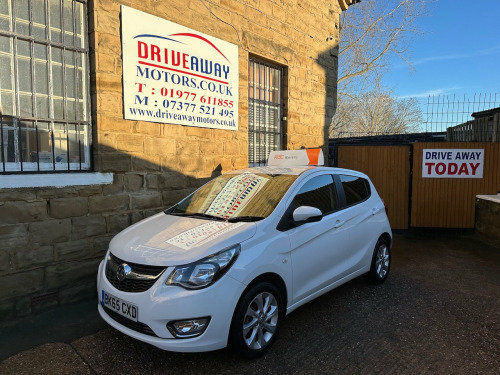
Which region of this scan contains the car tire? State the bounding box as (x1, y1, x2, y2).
(229, 282, 284, 359)
(364, 238, 391, 284)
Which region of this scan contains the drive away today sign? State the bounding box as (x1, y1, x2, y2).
(121, 6, 239, 130)
(422, 149, 484, 178)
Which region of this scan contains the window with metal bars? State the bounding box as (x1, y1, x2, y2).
(248, 58, 284, 166)
(0, 0, 90, 174)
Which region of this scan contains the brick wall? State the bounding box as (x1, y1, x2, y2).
(0, 0, 342, 319)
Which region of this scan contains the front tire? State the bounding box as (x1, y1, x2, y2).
(365, 238, 391, 284)
(229, 282, 284, 359)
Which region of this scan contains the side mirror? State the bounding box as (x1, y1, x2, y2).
(293, 206, 322, 223)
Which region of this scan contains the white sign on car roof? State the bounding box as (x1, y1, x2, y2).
(268, 149, 324, 167)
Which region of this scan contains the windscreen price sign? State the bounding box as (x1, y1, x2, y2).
(422, 149, 484, 178)
(121, 6, 239, 130)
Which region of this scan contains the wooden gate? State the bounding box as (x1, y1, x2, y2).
(334, 142, 500, 229)
(336, 145, 411, 230)
(410, 142, 500, 228)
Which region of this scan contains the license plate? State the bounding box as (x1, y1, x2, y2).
(101, 290, 138, 322)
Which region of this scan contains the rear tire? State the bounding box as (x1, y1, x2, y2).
(229, 282, 284, 359)
(365, 238, 391, 284)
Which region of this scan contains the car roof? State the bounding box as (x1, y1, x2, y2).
(226, 166, 313, 176)
(225, 166, 369, 179)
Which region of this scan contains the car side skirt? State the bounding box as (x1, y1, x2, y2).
(285, 266, 369, 315)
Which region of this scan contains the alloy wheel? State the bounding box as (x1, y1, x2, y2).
(375, 244, 390, 278)
(242, 292, 279, 350)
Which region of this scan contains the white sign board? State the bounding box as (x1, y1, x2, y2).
(165, 221, 243, 250)
(268, 149, 324, 167)
(422, 149, 484, 178)
(121, 6, 239, 130)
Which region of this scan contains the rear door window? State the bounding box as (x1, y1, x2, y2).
(338, 175, 371, 206)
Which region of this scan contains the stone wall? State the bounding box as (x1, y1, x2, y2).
(475, 195, 500, 248)
(90, 0, 341, 171)
(0, 173, 202, 319)
(0, 0, 342, 320)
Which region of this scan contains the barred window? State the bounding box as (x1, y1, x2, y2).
(248, 58, 284, 166)
(0, 0, 90, 173)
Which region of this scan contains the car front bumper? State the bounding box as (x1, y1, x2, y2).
(97, 259, 246, 352)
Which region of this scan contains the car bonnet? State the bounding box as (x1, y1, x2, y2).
(108, 212, 257, 266)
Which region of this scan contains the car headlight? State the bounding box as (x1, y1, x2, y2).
(166, 244, 240, 289)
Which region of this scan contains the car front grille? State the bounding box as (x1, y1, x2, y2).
(103, 306, 158, 337)
(105, 253, 166, 293)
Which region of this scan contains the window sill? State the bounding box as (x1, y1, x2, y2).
(0, 172, 113, 189)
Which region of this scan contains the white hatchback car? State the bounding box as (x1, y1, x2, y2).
(97, 149, 392, 358)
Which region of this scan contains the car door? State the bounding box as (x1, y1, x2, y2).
(283, 174, 352, 305)
(333, 173, 383, 272)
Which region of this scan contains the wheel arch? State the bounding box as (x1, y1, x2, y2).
(379, 232, 392, 248)
(228, 272, 287, 357)
(229, 272, 288, 336)
(238, 272, 288, 310)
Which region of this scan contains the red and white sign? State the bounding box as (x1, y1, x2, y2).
(121, 6, 238, 130)
(203, 174, 269, 219)
(268, 149, 324, 167)
(422, 149, 484, 178)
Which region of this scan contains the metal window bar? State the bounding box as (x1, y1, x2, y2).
(248, 58, 283, 166)
(0, 0, 90, 174)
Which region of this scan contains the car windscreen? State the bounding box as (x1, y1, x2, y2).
(169, 172, 298, 221)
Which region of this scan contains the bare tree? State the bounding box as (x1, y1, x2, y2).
(338, 0, 428, 97)
(331, 0, 430, 137)
(331, 91, 423, 137)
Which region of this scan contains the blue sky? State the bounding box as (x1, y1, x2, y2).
(382, 0, 500, 103)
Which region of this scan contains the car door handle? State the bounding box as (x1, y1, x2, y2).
(372, 207, 383, 215)
(334, 220, 345, 228)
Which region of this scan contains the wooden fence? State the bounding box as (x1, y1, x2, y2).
(447, 113, 500, 142)
(335, 142, 500, 229)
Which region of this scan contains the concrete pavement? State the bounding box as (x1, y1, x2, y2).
(1, 232, 499, 374)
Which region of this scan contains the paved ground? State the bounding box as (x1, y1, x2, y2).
(1, 233, 499, 374)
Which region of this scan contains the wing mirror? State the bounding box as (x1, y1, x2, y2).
(293, 206, 322, 223)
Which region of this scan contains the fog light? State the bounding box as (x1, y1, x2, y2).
(167, 317, 210, 338)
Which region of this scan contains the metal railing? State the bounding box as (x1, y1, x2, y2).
(424, 93, 500, 139)
(331, 93, 500, 141)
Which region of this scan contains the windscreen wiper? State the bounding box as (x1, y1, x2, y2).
(183, 212, 226, 221)
(227, 216, 265, 223)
